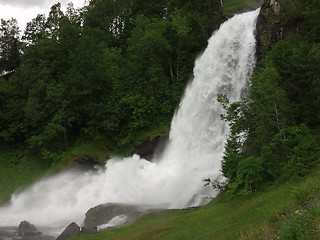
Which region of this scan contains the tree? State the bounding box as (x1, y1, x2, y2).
(0, 18, 20, 75)
(229, 156, 264, 195)
(246, 66, 292, 152)
(46, 3, 64, 39)
(170, 10, 191, 77)
(263, 35, 320, 127)
(0, 75, 25, 142)
(22, 14, 47, 46)
(84, 0, 133, 46)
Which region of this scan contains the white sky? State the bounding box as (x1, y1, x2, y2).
(0, 0, 86, 32)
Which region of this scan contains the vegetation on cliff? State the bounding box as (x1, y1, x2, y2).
(213, 0, 320, 196)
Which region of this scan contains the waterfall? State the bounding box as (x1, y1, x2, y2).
(0, 9, 260, 231)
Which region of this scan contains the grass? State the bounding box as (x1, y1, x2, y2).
(222, 0, 262, 16)
(0, 147, 50, 204)
(73, 166, 320, 240)
(0, 140, 111, 204)
(0, 126, 168, 204)
(57, 140, 111, 168)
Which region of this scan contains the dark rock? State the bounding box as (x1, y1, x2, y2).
(84, 203, 164, 231)
(71, 154, 102, 169)
(133, 136, 168, 161)
(56, 222, 81, 240)
(55, 204, 164, 239)
(80, 226, 98, 235)
(18, 221, 41, 236)
(256, 0, 303, 60)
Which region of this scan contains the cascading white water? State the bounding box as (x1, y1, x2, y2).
(0, 9, 260, 231)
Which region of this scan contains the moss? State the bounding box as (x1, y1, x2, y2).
(260, 34, 269, 46)
(0, 150, 50, 204)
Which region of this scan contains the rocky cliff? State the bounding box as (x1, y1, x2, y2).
(256, 0, 305, 59)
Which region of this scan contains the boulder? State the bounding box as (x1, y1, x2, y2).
(80, 226, 98, 235)
(70, 154, 103, 170)
(56, 222, 81, 240)
(84, 203, 164, 231)
(18, 221, 41, 236)
(133, 136, 168, 161)
(55, 204, 163, 239)
(256, 0, 303, 60)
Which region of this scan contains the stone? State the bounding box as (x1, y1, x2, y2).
(133, 136, 168, 161)
(71, 154, 103, 170)
(56, 222, 81, 240)
(84, 203, 164, 231)
(270, 0, 280, 15)
(17, 221, 41, 236)
(255, 0, 302, 60)
(54, 204, 164, 239)
(80, 226, 98, 235)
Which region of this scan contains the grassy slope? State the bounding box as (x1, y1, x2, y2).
(0, 145, 51, 203)
(74, 167, 320, 240)
(0, 141, 110, 204)
(0, 125, 169, 204)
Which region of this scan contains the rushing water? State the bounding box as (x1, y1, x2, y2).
(0, 9, 260, 233)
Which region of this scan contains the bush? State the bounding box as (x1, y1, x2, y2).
(228, 156, 264, 196)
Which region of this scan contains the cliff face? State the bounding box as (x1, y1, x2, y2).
(255, 0, 304, 59)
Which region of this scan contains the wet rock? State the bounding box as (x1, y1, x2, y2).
(56, 222, 80, 240)
(71, 154, 102, 170)
(18, 221, 41, 236)
(187, 194, 214, 207)
(84, 203, 164, 231)
(133, 136, 168, 161)
(80, 226, 98, 235)
(55, 204, 164, 239)
(256, 0, 302, 60)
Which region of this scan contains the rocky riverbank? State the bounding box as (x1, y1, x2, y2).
(0, 203, 165, 240)
(0, 226, 55, 240)
(56, 203, 165, 240)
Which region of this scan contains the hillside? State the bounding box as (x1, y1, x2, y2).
(73, 1, 320, 239)
(0, 0, 263, 203)
(73, 165, 320, 240)
(0, 0, 319, 239)
(0, 0, 226, 203)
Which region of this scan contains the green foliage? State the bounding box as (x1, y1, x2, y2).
(303, 0, 320, 41)
(279, 125, 318, 178)
(0, 0, 225, 162)
(277, 0, 304, 24)
(219, 0, 320, 197)
(259, 125, 318, 181)
(0, 146, 51, 203)
(228, 156, 264, 195)
(41, 149, 62, 164)
(0, 18, 21, 74)
(278, 215, 305, 240)
(277, 199, 320, 240)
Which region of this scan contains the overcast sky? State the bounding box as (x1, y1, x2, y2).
(0, 0, 85, 32)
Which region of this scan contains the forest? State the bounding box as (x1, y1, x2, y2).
(0, 0, 319, 198)
(216, 0, 320, 196)
(0, 0, 224, 161)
